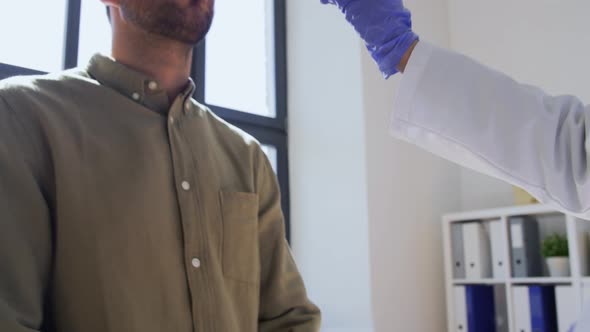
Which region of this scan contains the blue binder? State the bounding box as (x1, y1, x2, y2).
(466, 285, 496, 332)
(529, 285, 557, 332)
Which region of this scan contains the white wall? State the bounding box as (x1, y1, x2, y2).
(448, 0, 590, 210)
(287, 1, 373, 331)
(362, 0, 462, 331)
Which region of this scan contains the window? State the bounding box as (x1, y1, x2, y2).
(205, 0, 276, 118)
(78, 0, 112, 66)
(261, 145, 278, 174)
(0, 1, 68, 72)
(0, 0, 291, 239)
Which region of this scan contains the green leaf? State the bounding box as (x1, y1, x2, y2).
(541, 233, 568, 257)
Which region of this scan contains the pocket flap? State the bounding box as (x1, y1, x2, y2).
(219, 191, 258, 223)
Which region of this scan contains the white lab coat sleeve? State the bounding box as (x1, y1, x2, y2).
(392, 41, 590, 218)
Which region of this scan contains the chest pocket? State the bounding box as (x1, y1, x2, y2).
(219, 191, 260, 284)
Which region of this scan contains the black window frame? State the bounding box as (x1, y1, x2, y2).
(0, 0, 291, 240)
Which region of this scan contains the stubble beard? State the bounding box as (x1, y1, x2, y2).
(120, 0, 214, 45)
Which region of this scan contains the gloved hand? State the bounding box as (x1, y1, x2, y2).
(321, 0, 419, 77)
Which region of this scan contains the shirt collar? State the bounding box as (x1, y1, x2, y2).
(86, 53, 196, 115)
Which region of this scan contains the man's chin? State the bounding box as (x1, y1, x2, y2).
(142, 17, 212, 46)
(168, 25, 211, 46)
(174, 35, 206, 46)
(121, 0, 214, 47)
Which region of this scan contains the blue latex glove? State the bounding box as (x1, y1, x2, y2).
(321, 0, 419, 77)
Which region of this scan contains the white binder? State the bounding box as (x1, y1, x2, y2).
(555, 285, 581, 332)
(581, 283, 590, 331)
(453, 286, 467, 332)
(463, 222, 492, 279)
(512, 286, 532, 332)
(584, 282, 590, 302)
(578, 295, 590, 332)
(488, 219, 508, 279)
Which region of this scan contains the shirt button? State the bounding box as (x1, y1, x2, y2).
(181, 181, 191, 191)
(148, 81, 158, 90)
(191, 258, 201, 268)
(169, 116, 175, 125)
(184, 100, 192, 111)
(131, 92, 140, 101)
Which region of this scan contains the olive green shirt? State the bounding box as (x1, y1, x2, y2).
(0, 54, 320, 332)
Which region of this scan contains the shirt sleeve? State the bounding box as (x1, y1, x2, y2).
(392, 41, 590, 218)
(255, 149, 321, 331)
(0, 95, 52, 331)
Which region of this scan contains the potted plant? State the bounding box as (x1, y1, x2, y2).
(541, 233, 570, 277)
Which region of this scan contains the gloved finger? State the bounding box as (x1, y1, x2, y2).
(320, 0, 355, 8)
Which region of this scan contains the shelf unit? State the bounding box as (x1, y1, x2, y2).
(443, 204, 590, 332)
(510, 277, 573, 285)
(453, 279, 506, 285)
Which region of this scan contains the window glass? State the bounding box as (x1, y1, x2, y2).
(78, 0, 112, 66)
(205, 0, 276, 117)
(0, 1, 68, 72)
(261, 144, 278, 174)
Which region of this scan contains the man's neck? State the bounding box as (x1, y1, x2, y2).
(111, 26, 194, 101)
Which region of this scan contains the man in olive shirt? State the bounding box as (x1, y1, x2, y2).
(0, 0, 320, 331)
